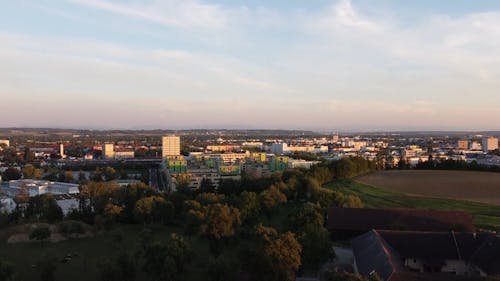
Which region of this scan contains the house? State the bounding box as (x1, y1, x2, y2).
(351, 230, 500, 281)
(327, 207, 475, 239)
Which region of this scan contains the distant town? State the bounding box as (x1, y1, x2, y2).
(1, 128, 500, 281)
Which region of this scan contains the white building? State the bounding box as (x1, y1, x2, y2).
(482, 137, 499, 152)
(6, 179, 79, 197)
(162, 135, 180, 157)
(288, 159, 320, 169)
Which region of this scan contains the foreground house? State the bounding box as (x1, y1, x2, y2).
(351, 230, 500, 281)
(327, 207, 475, 239)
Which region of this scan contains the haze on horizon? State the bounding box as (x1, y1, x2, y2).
(1, 0, 500, 131)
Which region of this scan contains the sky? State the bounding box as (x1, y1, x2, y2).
(1, 0, 500, 131)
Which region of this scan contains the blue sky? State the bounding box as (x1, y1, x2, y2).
(1, 0, 500, 131)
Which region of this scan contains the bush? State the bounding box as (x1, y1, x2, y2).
(30, 225, 51, 241)
(57, 220, 86, 236)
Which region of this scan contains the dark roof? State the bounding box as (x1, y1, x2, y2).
(351, 230, 401, 281)
(327, 207, 475, 233)
(378, 230, 491, 261)
(351, 230, 499, 281)
(389, 272, 485, 281)
(469, 235, 500, 275)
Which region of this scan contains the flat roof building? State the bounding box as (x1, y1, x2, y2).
(482, 137, 499, 152)
(162, 135, 180, 157)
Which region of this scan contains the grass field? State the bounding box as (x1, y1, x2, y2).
(0, 224, 215, 281)
(356, 170, 500, 205)
(326, 180, 500, 231)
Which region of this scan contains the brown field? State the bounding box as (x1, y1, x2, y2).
(356, 170, 500, 205)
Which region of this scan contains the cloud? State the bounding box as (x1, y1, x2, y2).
(66, 0, 227, 29)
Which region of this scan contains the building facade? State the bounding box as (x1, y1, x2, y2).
(482, 137, 499, 152)
(162, 135, 180, 157)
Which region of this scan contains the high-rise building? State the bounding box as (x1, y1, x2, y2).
(162, 135, 180, 157)
(482, 137, 499, 152)
(60, 143, 65, 158)
(102, 143, 115, 159)
(457, 139, 469, 150)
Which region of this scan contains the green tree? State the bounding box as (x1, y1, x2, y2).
(259, 185, 287, 214)
(201, 203, 241, 241)
(299, 224, 333, 271)
(103, 166, 118, 181)
(250, 225, 302, 281)
(237, 191, 260, 221)
(26, 194, 63, 223)
(142, 233, 191, 281)
(288, 202, 324, 231)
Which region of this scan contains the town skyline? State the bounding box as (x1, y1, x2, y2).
(2, 0, 500, 130)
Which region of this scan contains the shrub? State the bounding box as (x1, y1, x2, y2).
(30, 225, 51, 241)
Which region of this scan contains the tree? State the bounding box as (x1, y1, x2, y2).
(201, 203, 241, 241)
(288, 202, 324, 231)
(199, 178, 215, 193)
(24, 147, 35, 162)
(77, 171, 88, 183)
(103, 166, 118, 181)
(142, 233, 191, 281)
(299, 224, 333, 271)
(2, 167, 22, 181)
(338, 194, 364, 208)
(248, 225, 302, 281)
(134, 196, 171, 225)
(237, 191, 260, 221)
(26, 194, 63, 223)
(259, 185, 287, 213)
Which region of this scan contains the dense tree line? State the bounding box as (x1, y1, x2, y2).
(415, 158, 500, 173)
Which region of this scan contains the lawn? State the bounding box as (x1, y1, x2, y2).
(0, 224, 213, 281)
(325, 180, 500, 231)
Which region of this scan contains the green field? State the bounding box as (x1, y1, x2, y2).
(0, 224, 216, 281)
(326, 180, 500, 231)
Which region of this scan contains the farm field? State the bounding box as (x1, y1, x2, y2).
(356, 170, 500, 205)
(326, 180, 500, 231)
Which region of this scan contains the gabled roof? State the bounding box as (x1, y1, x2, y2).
(351, 230, 499, 281)
(351, 230, 401, 281)
(377, 230, 491, 261)
(327, 207, 475, 233)
(469, 234, 500, 275)
(389, 272, 484, 281)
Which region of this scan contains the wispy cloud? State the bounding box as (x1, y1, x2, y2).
(66, 0, 227, 29)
